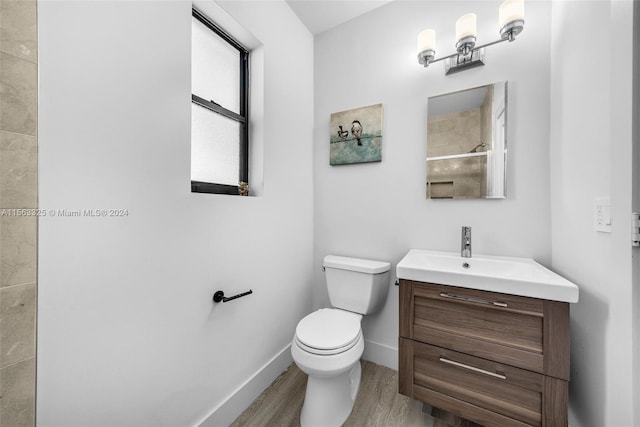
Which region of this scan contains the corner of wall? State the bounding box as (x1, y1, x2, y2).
(632, 0, 640, 424)
(195, 344, 293, 427)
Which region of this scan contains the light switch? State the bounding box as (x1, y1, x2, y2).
(595, 197, 611, 232)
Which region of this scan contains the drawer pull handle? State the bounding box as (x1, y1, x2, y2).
(439, 357, 507, 380)
(439, 292, 508, 308)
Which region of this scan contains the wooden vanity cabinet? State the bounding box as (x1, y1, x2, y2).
(399, 280, 569, 427)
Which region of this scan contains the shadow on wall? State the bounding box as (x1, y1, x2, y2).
(569, 288, 608, 427)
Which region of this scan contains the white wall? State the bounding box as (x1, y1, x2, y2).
(633, 2, 640, 422)
(550, 1, 636, 426)
(37, 1, 313, 426)
(313, 0, 552, 367)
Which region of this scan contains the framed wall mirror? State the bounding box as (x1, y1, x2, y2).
(426, 81, 507, 199)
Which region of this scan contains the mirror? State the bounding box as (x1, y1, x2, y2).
(426, 81, 507, 199)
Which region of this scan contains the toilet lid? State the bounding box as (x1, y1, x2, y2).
(295, 308, 362, 351)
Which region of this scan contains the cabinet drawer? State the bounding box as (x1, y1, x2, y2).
(405, 339, 544, 426)
(400, 281, 563, 375)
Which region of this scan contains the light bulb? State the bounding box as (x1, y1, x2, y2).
(417, 29, 436, 54)
(455, 13, 477, 42)
(499, 0, 525, 29)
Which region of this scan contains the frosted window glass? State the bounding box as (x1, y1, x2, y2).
(192, 16, 240, 114)
(191, 103, 240, 186)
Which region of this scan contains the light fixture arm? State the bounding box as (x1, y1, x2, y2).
(475, 36, 511, 51)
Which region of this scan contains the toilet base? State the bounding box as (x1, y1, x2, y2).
(300, 361, 362, 427)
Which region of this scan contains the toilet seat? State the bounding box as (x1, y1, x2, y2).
(295, 309, 362, 355)
(294, 331, 362, 356)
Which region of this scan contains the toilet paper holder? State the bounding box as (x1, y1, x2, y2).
(213, 289, 253, 303)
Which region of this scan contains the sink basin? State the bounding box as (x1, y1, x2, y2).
(396, 249, 579, 303)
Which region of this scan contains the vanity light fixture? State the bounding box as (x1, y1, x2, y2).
(417, 0, 524, 75)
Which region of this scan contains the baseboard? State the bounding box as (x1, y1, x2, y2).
(363, 340, 398, 371)
(196, 344, 293, 427)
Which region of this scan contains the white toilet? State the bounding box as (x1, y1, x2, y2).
(291, 255, 391, 427)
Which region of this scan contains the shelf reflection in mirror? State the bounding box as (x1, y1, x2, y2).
(427, 81, 507, 199)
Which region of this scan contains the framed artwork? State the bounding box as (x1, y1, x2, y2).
(329, 103, 383, 165)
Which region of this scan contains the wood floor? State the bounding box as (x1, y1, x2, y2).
(230, 360, 480, 427)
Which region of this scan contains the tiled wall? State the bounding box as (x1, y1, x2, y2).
(427, 109, 487, 198)
(0, 1, 38, 425)
(427, 109, 482, 157)
(426, 156, 487, 198)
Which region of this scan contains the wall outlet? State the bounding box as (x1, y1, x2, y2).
(594, 197, 611, 233)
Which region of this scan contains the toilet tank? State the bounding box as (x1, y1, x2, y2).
(323, 255, 391, 315)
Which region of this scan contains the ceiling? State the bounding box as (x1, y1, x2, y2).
(286, 0, 395, 35)
(428, 86, 489, 116)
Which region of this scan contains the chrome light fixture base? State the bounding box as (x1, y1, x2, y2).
(418, 49, 436, 67)
(500, 19, 524, 41)
(455, 36, 476, 55)
(445, 48, 486, 75)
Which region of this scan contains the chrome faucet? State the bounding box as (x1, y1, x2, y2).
(461, 226, 472, 258)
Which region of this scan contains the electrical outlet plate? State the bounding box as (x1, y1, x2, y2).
(595, 197, 612, 233)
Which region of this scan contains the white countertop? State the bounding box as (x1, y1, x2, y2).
(396, 249, 579, 303)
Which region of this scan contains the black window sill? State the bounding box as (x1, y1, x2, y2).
(191, 181, 241, 195)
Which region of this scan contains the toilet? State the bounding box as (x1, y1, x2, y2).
(291, 255, 391, 427)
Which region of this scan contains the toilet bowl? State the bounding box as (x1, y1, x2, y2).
(291, 255, 391, 427)
(292, 308, 364, 426)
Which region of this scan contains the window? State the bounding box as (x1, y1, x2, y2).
(191, 8, 249, 195)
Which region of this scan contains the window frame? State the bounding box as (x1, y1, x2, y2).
(191, 7, 249, 195)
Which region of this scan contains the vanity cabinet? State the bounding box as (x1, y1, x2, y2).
(399, 280, 569, 427)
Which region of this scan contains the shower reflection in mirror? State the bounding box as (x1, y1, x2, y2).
(426, 81, 507, 199)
